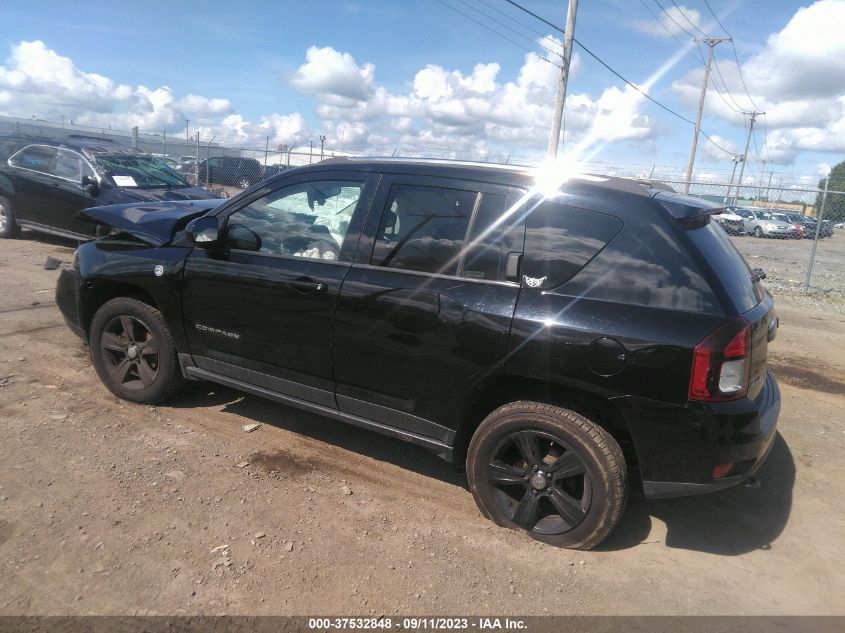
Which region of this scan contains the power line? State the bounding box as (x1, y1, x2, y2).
(701, 0, 762, 112)
(574, 37, 734, 155)
(670, 0, 707, 37)
(434, 0, 562, 68)
(502, 0, 563, 32)
(485, 0, 735, 156)
(476, 0, 562, 50)
(653, 0, 698, 40)
(701, 0, 730, 36)
(710, 56, 746, 112)
(455, 0, 564, 59)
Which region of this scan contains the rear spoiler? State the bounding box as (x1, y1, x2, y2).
(650, 191, 727, 224)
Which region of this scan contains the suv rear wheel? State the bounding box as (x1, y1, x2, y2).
(467, 401, 627, 550)
(89, 298, 185, 403)
(0, 195, 21, 238)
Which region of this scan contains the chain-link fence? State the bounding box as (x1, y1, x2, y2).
(662, 178, 845, 302)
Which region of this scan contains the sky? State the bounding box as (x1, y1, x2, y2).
(0, 0, 843, 188)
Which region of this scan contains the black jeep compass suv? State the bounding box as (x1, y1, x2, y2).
(56, 158, 781, 549)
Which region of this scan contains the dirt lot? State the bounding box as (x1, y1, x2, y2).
(1, 231, 844, 616)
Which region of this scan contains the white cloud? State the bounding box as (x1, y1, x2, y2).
(0, 40, 132, 112)
(671, 0, 845, 164)
(291, 37, 648, 158)
(0, 37, 654, 161)
(290, 46, 375, 101)
(0, 39, 236, 134)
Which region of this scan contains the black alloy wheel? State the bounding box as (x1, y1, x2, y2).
(467, 401, 627, 550)
(100, 314, 160, 391)
(487, 430, 590, 535)
(89, 297, 185, 403)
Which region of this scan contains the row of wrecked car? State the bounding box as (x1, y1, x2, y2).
(0, 134, 288, 240)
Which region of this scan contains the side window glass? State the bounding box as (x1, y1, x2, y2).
(523, 201, 622, 288)
(53, 150, 83, 181)
(372, 184, 477, 276)
(225, 180, 364, 261)
(460, 192, 522, 281)
(9, 145, 56, 174)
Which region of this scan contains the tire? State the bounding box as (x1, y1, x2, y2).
(0, 195, 21, 239)
(467, 401, 627, 550)
(754, 226, 764, 238)
(89, 298, 185, 404)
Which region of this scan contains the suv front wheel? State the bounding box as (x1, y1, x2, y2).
(467, 401, 627, 550)
(89, 298, 185, 403)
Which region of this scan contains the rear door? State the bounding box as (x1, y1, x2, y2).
(182, 171, 378, 406)
(6, 144, 58, 225)
(332, 175, 526, 444)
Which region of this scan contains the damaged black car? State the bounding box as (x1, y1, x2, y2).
(56, 158, 781, 550)
(0, 134, 219, 240)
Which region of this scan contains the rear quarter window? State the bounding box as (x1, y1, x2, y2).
(522, 201, 622, 288)
(559, 219, 724, 314)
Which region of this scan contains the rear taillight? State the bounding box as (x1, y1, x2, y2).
(689, 317, 752, 401)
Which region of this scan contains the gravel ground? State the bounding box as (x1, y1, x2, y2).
(731, 230, 845, 308)
(1, 231, 844, 616)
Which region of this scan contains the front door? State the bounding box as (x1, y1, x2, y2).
(47, 149, 99, 236)
(181, 172, 377, 407)
(333, 176, 526, 444)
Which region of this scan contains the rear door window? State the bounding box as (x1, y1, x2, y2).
(372, 184, 477, 277)
(9, 145, 56, 174)
(371, 183, 524, 282)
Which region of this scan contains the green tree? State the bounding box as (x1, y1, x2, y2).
(816, 159, 845, 222)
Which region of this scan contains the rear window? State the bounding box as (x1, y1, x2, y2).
(686, 222, 763, 312)
(523, 201, 621, 288)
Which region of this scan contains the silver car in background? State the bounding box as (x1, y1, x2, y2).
(736, 207, 801, 239)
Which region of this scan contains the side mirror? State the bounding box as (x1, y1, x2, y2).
(81, 175, 99, 197)
(185, 215, 220, 248)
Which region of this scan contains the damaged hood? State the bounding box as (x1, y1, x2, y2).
(79, 199, 224, 246)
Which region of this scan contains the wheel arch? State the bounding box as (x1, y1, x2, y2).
(454, 374, 638, 477)
(80, 280, 160, 335)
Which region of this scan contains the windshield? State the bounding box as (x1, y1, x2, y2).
(90, 153, 189, 188)
(758, 211, 777, 221)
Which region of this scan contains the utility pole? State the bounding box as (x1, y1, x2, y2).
(319, 135, 326, 161)
(546, 0, 578, 158)
(732, 110, 764, 205)
(724, 154, 743, 203)
(684, 37, 731, 193)
(184, 119, 190, 157)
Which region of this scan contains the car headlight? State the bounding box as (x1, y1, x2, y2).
(764, 223, 777, 230)
(71, 249, 79, 270)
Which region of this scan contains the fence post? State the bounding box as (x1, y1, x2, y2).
(132, 126, 139, 148)
(803, 176, 830, 295)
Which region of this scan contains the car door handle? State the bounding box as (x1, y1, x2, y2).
(291, 280, 328, 293)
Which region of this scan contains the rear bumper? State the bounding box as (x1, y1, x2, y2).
(55, 268, 86, 341)
(617, 369, 781, 499)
